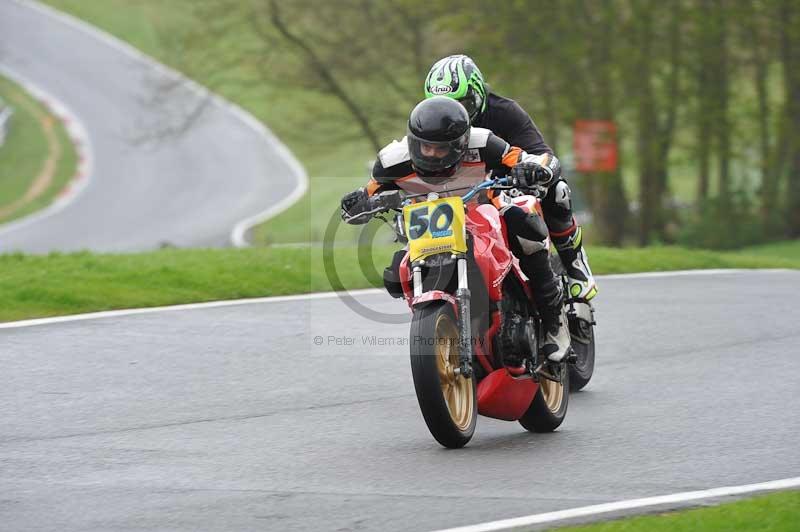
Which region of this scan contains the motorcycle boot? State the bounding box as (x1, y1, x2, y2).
(552, 226, 597, 301)
(519, 251, 572, 363)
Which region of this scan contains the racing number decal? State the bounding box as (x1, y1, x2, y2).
(430, 204, 454, 237)
(407, 204, 454, 240)
(407, 206, 429, 240)
(404, 196, 466, 261)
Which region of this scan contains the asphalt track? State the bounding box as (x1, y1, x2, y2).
(0, 0, 305, 253)
(2, 271, 799, 531)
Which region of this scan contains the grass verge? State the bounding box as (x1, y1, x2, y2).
(0, 75, 78, 224)
(1, 241, 798, 323)
(559, 490, 800, 531)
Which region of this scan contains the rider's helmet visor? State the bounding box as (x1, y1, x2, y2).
(407, 131, 469, 177)
(458, 90, 484, 122)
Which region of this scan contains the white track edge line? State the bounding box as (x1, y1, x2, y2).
(0, 269, 794, 330)
(434, 476, 800, 532)
(13, 0, 309, 248)
(0, 288, 384, 330)
(600, 268, 792, 279)
(0, 63, 93, 238)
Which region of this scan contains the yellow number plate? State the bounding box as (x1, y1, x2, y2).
(404, 196, 467, 262)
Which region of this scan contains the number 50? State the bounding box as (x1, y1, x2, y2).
(407, 204, 454, 239)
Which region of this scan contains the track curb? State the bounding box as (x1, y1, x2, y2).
(0, 64, 92, 239)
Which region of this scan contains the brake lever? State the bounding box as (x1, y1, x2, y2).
(515, 185, 546, 198)
(344, 209, 378, 224)
(371, 190, 403, 210)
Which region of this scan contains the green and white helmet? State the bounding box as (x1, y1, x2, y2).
(424, 55, 487, 122)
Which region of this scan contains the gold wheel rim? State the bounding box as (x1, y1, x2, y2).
(434, 313, 474, 431)
(540, 371, 565, 413)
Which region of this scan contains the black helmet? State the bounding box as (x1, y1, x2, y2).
(407, 96, 471, 183)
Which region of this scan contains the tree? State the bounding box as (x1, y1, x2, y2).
(155, 0, 800, 246)
(174, 0, 450, 152)
(741, 0, 779, 229)
(461, 0, 630, 245)
(779, 0, 800, 236)
(624, 0, 685, 245)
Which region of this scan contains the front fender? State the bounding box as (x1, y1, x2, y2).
(411, 290, 459, 317)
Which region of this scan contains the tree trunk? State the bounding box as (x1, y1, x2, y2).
(631, 0, 682, 245)
(715, 0, 732, 219)
(755, 53, 776, 226)
(745, 0, 776, 227)
(780, 0, 800, 236)
(695, 0, 717, 209)
(635, 4, 658, 246)
(589, 2, 628, 246)
(655, 0, 684, 242)
(696, 81, 712, 207)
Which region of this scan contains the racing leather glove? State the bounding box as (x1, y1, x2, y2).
(511, 160, 554, 189)
(341, 188, 371, 224)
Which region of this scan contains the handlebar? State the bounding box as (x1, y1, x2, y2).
(462, 177, 509, 202)
(343, 176, 536, 224)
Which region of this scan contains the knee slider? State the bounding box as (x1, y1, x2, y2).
(542, 180, 575, 234)
(554, 181, 572, 211)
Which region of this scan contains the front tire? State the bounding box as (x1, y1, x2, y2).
(410, 302, 476, 448)
(518, 361, 570, 432)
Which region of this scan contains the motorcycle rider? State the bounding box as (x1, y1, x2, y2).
(424, 54, 597, 301)
(341, 96, 571, 363)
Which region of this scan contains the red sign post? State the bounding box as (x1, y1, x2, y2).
(573, 120, 618, 172)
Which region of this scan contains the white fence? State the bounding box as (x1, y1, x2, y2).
(0, 98, 13, 147)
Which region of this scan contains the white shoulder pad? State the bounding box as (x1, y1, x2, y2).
(519, 152, 548, 165)
(378, 138, 410, 169)
(468, 127, 492, 149)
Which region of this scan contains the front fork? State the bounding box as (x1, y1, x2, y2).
(413, 256, 473, 378)
(455, 257, 473, 378)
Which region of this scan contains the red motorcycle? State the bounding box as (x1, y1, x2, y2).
(348, 177, 595, 448)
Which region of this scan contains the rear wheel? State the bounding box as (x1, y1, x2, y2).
(568, 318, 595, 391)
(518, 361, 570, 432)
(410, 302, 476, 448)
(550, 252, 596, 391)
